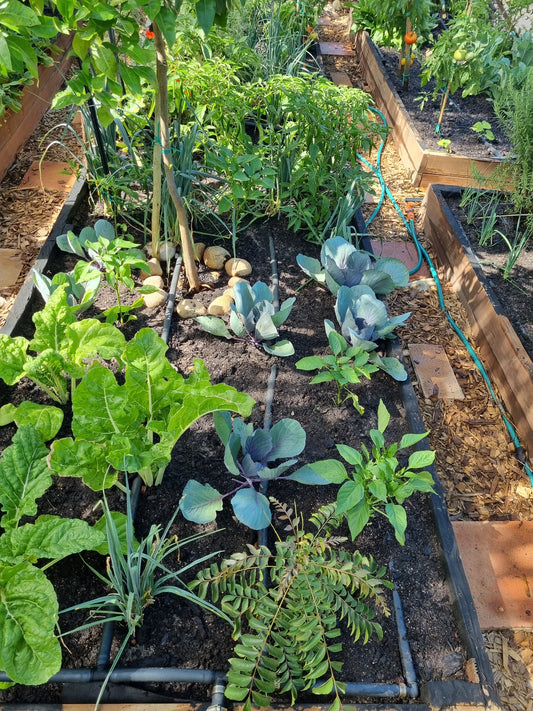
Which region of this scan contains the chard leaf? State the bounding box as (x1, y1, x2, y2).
(0, 562, 61, 685)
(0, 335, 28, 385)
(196, 315, 233, 339)
(267, 419, 306, 461)
(262, 340, 294, 357)
(13, 402, 63, 441)
(231, 488, 271, 530)
(0, 404, 17, 427)
(167, 379, 254, 444)
(106, 432, 173, 481)
(0, 515, 105, 564)
(30, 286, 76, 353)
(66, 319, 126, 364)
(180, 480, 223, 524)
(123, 328, 181, 417)
(0, 426, 50, 528)
(71, 362, 139, 442)
(23, 350, 69, 404)
(49, 438, 115, 490)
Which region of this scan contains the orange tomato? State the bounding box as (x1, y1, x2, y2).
(404, 31, 417, 45)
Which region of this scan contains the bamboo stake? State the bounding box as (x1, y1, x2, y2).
(153, 22, 201, 292)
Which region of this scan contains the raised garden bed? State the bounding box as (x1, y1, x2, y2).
(0, 33, 74, 183)
(353, 31, 506, 189)
(0, 179, 501, 710)
(421, 184, 533, 467)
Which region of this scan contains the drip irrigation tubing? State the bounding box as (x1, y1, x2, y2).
(357, 107, 533, 486)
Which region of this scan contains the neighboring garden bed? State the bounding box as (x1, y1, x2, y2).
(421, 184, 533, 468)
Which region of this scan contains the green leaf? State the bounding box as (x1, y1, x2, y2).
(13, 402, 63, 441)
(407, 449, 436, 469)
(0, 335, 28, 385)
(295, 356, 325, 371)
(399, 431, 430, 449)
(313, 677, 334, 694)
(0, 516, 105, 564)
(195, 0, 217, 35)
(180, 480, 223, 524)
(336, 443, 363, 466)
(328, 329, 346, 356)
(224, 683, 250, 701)
(337, 480, 365, 514)
(196, 315, 233, 339)
(66, 319, 126, 365)
(345, 498, 370, 540)
(377, 399, 390, 434)
(232, 488, 271, 530)
(268, 418, 306, 461)
(0, 426, 50, 528)
(0, 403, 17, 426)
(385, 503, 407, 545)
(92, 512, 131, 555)
(0, 562, 61, 685)
(30, 286, 76, 353)
(287, 460, 336, 485)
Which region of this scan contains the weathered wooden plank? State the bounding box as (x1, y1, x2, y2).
(422, 185, 533, 464)
(0, 33, 73, 182)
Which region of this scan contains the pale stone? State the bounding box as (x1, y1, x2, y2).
(225, 257, 252, 277)
(159, 243, 177, 262)
(208, 295, 233, 315)
(176, 299, 207, 318)
(223, 288, 235, 301)
(193, 242, 206, 261)
(139, 257, 163, 280)
(143, 275, 164, 289)
(144, 244, 153, 257)
(228, 276, 249, 287)
(143, 289, 167, 308)
(203, 246, 230, 270)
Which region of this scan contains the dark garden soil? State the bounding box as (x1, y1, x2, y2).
(0, 215, 469, 705)
(446, 193, 533, 361)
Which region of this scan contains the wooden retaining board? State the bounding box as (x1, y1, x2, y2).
(0, 33, 73, 183)
(422, 184, 533, 465)
(354, 32, 505, 189)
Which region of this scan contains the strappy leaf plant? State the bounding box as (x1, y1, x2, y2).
(191, 499, 391, 710)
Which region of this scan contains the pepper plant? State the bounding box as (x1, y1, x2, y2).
(303, 400, 435, 544)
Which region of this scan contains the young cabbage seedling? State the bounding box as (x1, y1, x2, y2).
(180, 413, 330, 529)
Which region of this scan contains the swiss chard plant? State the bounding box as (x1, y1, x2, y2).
(332, 284, 410, 351)
(191, 499, 391, 710)
(307, 400, 435, 544)
(0, 286, 126, 403)
(0, 416, 113, 688)
(49, 328, 254, 488)
(297, 236, 409, 296)
(180, 412, 330, 529)
(296, 325, 407, 415)
(56, 219, 153, 324)
(196, 280, 295, 356)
